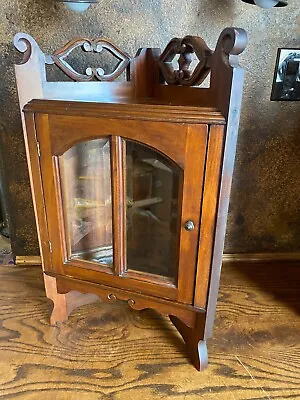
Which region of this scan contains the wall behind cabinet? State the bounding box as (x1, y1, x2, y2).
(0, 0, 299, 256)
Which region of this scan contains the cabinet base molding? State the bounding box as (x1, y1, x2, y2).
(45, 272, 207, 369)
(54, 273, 205, 328)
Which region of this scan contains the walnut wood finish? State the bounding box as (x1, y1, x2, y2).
(24, 100, 225, 124)
(15, 28, 247, 371)
(159, 35, 213, 86)
(194, 125, 225, 308)
(25, 107, 208, 306)
(204, 28, 248, 339)
(52, 38, 132, 82)
(169, 315, 208, 371)
(177, 125, 208, 304)
(44, 274, 99, 326)
(56, 275, 204, 329)
(111, 136, 126, 276)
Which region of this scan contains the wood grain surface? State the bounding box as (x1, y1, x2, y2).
(0, 262, 299, 399)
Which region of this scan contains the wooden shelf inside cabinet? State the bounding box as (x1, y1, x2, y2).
(14, 27, 247, 371)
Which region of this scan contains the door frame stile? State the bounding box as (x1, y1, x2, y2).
(111, 136, 126, 276)
(177, 124, 208, 304)
(35, 113, 65, 276)
(23, 112, 53, 272)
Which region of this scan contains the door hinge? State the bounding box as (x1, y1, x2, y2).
(37, 141, 41, 157)
(49, 240, 52, 253)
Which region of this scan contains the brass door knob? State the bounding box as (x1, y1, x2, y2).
(184, 220, 195, 231)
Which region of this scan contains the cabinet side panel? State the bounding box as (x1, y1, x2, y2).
(205, 65, 245, 339)
(177, 125, 208, 304)
(194, 125, 225, 308)
(23, 113, 52, 272)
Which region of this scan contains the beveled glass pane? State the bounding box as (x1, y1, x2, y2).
(59, 138, 113, 266)
(126, 141, 182, 280)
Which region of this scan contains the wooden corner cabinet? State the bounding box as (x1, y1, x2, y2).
(14, 28, 247, 371)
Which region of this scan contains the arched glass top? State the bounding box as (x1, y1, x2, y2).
(126, 140, 182, 280)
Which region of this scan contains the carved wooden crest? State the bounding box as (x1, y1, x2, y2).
(159, 28, 247, 87)
(52, 38, 132, 82)
(14, 28, 247, 89)
(159, 36, 213, 86)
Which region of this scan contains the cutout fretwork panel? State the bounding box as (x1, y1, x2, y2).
(52, 39, 132, 82)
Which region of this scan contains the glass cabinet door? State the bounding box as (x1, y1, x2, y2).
(125, 141, 182, 282)
(59, 138, 113, 266)
(58, 137, 182, 283)
(38, 114, 207, 303)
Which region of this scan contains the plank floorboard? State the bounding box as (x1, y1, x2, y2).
(0, 262, 299, 399)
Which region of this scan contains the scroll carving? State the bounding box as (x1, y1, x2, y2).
(107, 293, 117, 301)
(52, 38, 132, 82)
(14, 36, 35, 65)
(14, 32, 54, 66)
(100, 291, 197, 328)
(214, 27, 248, 67)
(107, 293, 158, 313)
(159, 28, 247, 87)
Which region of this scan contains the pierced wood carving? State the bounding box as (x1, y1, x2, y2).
(52, 38, 132, 82)
(159, 36, 213, 86)
(159, 28, 247, 87)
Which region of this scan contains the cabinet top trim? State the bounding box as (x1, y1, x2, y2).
(23, 99, 226, 125)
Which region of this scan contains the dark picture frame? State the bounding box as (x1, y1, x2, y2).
(271, 48, 300, 101)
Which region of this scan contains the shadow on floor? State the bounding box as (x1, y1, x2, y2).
(228, 261, 300, 315)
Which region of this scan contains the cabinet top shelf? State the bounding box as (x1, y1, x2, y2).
(23, 99, 226, 125)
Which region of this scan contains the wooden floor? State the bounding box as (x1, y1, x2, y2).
(0, 262, 299, 399)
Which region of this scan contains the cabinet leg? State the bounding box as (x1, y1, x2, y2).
(43, 274, 99, 326)
(169, 314, 208, 371)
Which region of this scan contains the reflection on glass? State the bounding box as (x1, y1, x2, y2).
(126, 141, 182, 280)
(59, 138, 113, 266)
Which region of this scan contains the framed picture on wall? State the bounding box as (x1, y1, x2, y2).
(271, 48, 300, 101)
